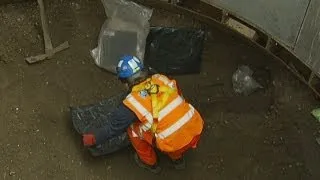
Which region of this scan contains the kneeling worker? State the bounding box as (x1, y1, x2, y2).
(82, 55, 204, 173)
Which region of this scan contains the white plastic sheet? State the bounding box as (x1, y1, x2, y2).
(232, 65, 263, 95)
(91, 0, 153, 74)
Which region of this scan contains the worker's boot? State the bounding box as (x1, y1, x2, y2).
(134, 153, 161, 174)
(171, 157, 186, 170)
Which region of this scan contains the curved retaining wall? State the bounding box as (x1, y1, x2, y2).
(202, 0, 320, 77)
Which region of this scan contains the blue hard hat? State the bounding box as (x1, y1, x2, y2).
(117, 55, 144, 79)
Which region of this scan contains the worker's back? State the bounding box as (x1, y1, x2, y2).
(123, 74, 204, 152)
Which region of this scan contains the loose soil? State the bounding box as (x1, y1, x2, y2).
(0, 1, 320, 180)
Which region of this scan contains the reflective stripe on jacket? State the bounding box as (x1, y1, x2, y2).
(123, 74, 204, 152)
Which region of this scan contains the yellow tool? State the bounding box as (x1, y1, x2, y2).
(132, 78, 177, 133)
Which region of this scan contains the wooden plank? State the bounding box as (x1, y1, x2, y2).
(37, 0, 53, 53)
(26, 41, 70, 64)
(225, 17, 257, 40)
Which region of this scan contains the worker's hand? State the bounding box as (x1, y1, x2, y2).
(82, 134, 96, 147)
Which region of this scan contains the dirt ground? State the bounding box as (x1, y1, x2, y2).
(1, 0, 320, 180)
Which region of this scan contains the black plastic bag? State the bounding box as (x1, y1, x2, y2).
(71, 92, 130, 156)
(144, 27, 205, 75)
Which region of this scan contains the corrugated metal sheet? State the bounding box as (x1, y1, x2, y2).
(294, 0, 320, 75)
(201, 0, 310, 48)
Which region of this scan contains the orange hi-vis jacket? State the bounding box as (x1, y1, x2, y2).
(123, 74, 204, 152)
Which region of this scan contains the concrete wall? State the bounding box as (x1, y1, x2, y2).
(202, 0, 310, 48)
(294, 0, 320, 75)
(202, 0, 320, 76)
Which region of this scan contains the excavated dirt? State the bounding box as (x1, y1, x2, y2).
(0, 1, 320, 180)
